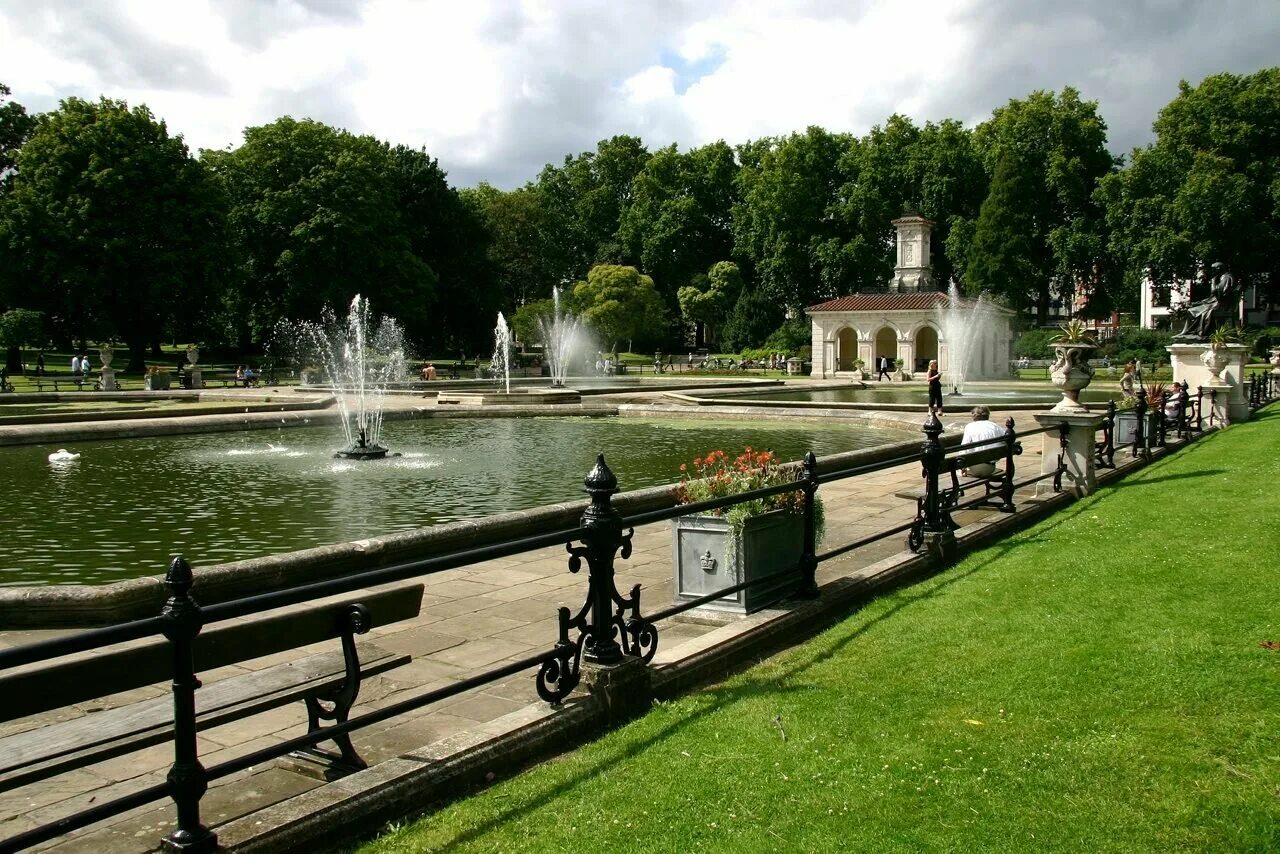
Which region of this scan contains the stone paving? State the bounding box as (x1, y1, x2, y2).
(0, 394, 1047, 851)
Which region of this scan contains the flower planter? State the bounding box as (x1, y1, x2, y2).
(1049, 342, 1096, 413)
(1114, 410, 1159, 448)
(671, 510, 804, 615)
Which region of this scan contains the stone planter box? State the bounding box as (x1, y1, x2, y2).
(671, 510, 804, 615)
(145, 374, 171, 391)
(1114, 410, 1159, 448)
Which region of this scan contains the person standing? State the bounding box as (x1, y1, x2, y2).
(926, 359, 943, 414)
(36, 353, 45, 375)
(71, 353, 81, 376)
(1120, 360, 1137, 401)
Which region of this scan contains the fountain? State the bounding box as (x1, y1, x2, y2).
(436, 309, 582, 406)
(537, 286, 583, 388)
(292, 295, 406, 460)
(492, 312, 513, 395)
(937, 281, 999, 395)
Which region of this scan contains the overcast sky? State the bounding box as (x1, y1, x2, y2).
(3, 0, 1278, 189)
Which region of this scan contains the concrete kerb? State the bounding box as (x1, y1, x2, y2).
(214, 429, 1186, 853)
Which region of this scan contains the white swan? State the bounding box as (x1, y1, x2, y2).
(48, 449, 80, 462)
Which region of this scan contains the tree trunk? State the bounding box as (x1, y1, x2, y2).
(5, 346, 22, 374)
(126, 335, 147, 374)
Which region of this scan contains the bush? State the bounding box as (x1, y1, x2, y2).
(1102, 327, 1171, 367)
(720, 288, 783, 352)
(1012, 328, 1057, 358)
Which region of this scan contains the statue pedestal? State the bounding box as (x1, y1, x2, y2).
(1033, 412, 1105, 497)
(98, 368, 117, 391)
(187, 366, 203, 389)
(1167, 343, 1248, 425)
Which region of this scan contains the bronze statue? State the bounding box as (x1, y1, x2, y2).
(1174, 263, 1236, 340)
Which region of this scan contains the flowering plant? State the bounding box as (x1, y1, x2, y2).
(676, 447, 823, 545)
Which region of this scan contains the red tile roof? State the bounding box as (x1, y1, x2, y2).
(806, 292, 956, 312)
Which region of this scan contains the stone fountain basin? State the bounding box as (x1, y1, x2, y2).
(436, 388, 582, 406)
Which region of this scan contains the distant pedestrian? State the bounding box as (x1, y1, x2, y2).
(877, 356, 892, 382)
(926, 359, 943, 414)
(36, 353, 45, 375)
(71, 354, 81, 376)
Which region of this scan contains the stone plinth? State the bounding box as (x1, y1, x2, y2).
(98, 367, 116, 391)
(1033, 412, 1106, 497)
(1168, 343, 1248, 425)
(583, 655, 651, 725)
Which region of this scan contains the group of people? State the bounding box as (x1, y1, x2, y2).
(68, 353, 92, 377)
(419, 363, 437, 381)
(233, 365, 258, 387)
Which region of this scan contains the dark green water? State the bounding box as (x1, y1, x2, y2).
(5, 416, 909, 586)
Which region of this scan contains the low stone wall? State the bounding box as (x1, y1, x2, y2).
(0, 436, 939, 628)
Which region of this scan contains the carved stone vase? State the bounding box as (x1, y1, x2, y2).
(671, 510, 803, 615)
(185, 346, 200, 367)
(98, 345, 113, 369)
(1200, 346, 1230, 387)
(1269, 348, 1280, 377)
(1049, 343, 1096, 413)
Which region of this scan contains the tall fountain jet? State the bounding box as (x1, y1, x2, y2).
(304, 295, 407, 459)
(537, 286, 582, 388)
(492, 313, 512, 395)
(937, 280, 998, 395)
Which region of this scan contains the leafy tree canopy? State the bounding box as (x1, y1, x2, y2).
(570, 264, 665, 352)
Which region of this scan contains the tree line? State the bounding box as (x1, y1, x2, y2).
(1, 69, 1277, 372)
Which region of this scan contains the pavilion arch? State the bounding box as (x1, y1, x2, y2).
(834, 326, 857, 371)
(913, 323, 939, 373)
(873, 325, 898, 366)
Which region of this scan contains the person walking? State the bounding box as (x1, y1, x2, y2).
(1120, 360, 1137, 401)
(926, 359, 943, 415)
(877, 355, 892, 382)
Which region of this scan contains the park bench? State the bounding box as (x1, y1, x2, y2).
(0, 582, 424, 792)
(896, 434, 1021, 552)
(31, 371, 90, 391)
(213, 371, 260, 388)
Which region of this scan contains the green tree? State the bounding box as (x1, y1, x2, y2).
(618, 141, 738, 305)
(204, 118, 435, 346)
(958, 88, 1117, 321)
(677, 260, 743, 346)
(720, 285, 784, 352)
(1101, 69, 1280, 306)
(461, 182, 558, 309)
(0, 83, 37, 175)
(509, 298, 553, 348)
(732, 127, 855, 311)
(0, 96, 226, 370)
(535, 135, 650, 282)
(570, 264, 665, 352)
(0, 307, 43, 372)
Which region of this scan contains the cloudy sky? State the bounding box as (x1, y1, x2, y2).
(3, 0, 1277, 188)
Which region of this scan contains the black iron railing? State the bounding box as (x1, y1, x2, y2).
(0, 396, 1235, 852)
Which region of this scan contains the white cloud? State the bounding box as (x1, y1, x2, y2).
(2, 0, 1278, 186)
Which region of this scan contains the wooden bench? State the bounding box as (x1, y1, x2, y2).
(32, 372, 90, 391)
(213, 372, 260, 388)
(0, 583, 424, 792)
(896, 437, 1021, 552)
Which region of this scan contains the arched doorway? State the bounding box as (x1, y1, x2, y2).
(835, 327, 856, 371)
(915, 325, 938, 373)
(874, 327, 897, 368)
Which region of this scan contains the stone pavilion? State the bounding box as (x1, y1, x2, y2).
(806, 212, 1014, 379)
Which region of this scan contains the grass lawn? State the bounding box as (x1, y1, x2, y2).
(364, 407, 1280, 853)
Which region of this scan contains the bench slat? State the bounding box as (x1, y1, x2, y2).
(0, 583, 423, 722)
(0, 644, 408, 790)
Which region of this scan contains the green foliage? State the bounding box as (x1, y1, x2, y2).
(675, 447, 822, 548)
(570, 265, 665, 351)
(720, 286, 784, 352)
(1097, 327, 1173, 367)
(761, 317, 810, 356)
(1103, 69, 1280, 306)
(1053, 318, 1097, 344)
(0, 308, 43, 347)
(0, 83, 37, 174)
(1011, 328, 1057, 357)
(676, 260, 743, 329)
(0, 96, 226, 370)
(460, 182, 558, 308)
(509, 299, 553, 348)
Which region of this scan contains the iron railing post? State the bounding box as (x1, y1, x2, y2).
(1177, 382, 1189, 438)
(795, 451, 820, 599)
(1157, 391, 1169, 447)
(1000, 417, 1017, 510)
(159, 556, 216, 853)
(1133, 388, 1148, 458)
(921, 412, 947, 535)
(1195, 386, 1204, 432)
(579, 455, 626, 665)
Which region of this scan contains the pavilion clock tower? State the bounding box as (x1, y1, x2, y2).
(888, 211, 935, 292)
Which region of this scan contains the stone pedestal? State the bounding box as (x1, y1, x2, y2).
(187, 366, 203, 389)
(583, 655, 651, 726)
(1033, 412, 1105, 497)
(98, 367, 117, 391)
(1168, 343, 1248, 425)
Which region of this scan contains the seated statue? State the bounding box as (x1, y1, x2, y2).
(1175, 263, 1235, 340)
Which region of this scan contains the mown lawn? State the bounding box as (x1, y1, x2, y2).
(365, 408, 1280, 853)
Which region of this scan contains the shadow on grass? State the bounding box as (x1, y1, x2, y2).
(1108, 468, 1227, 487)
(402, 500, 1110, 850)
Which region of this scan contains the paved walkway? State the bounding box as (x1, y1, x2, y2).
(0, 398, 1049, 852)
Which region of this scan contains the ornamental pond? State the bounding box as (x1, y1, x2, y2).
(4, 415, 911, 586)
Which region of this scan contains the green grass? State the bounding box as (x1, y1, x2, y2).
(364, 407, 1280, 853)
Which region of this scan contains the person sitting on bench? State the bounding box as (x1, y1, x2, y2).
(960, 406, 1007, 477)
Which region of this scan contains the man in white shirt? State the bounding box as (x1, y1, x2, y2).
(71, 354, 81, 375)
(960, 406, 1007, 477)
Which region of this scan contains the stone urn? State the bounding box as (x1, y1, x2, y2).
(1049, 342, 1096, 413)
(185, 346, 200, 367)
(1269, 347, 1280, 376)
(1200, 345, 1230, 387)
(98, 345, 113, 369)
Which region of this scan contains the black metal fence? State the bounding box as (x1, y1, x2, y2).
(0, 379, 1273, 852)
